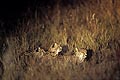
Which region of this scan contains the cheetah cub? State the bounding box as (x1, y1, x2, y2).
(33, 47, 46, 58)
(73, 48, 87, 63)
(48, 43, 62, 56)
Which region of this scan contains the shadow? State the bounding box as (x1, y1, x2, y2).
(86, 49, 93, 61)
(58, 45, 69, 55)
(0, 60, 4, 80)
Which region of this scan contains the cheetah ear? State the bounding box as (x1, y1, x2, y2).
(51, 44, 55, 48)
(75, 48, 78, 51)
(35, 48, 38, 52)
(38, 47, 41, 50)
(54, 43, 57, 46)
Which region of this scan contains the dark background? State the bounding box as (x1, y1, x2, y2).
(0, 0, 79, 21)
(0, 0, 83, 34)
(0, 0, 35, 22)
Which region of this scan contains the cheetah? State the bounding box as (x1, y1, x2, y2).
(48, 43, 62, 56)
(73, 48, 87, 62)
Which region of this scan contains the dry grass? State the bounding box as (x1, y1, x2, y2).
(0, 0, 120, 80)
